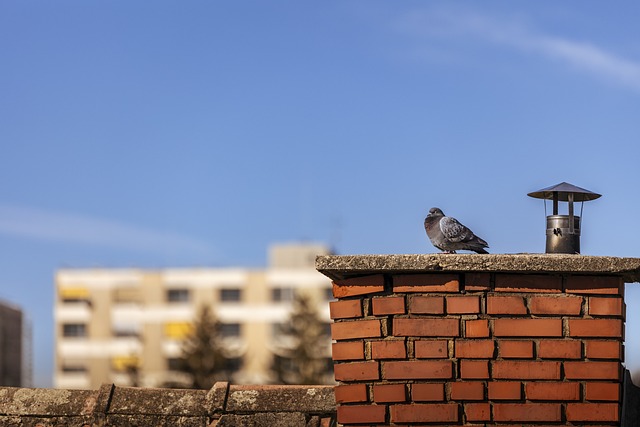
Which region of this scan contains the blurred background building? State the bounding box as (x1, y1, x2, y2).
(54, 243, 333, 389)
(0, 300, 30, 387)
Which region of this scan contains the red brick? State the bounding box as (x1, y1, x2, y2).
(465, 319, 489, 338)
(450, 382, 485, 400)
(538, 340, 581, 359)
(331, 319, 381, 340)
(529, 296, 583, 315)
(492, 361, 561, 380)
(334, 274, 385, 287)
(393, 318, 459, 337)
(414, 340, 448, 359)
(566, 403, 619, 422)
(373, 383, 406, 403)
(329, 299, 362, 319)
(390, 403, 458, 423)
(412, 383, 444, 401)
(371, 296, 405, 315)
(371, 340, 406, 359)
(333, 361, 379, 381)
(498, 340, 533, 358)
(565, 275, 623, 295)
(493, 403, 561, 422)
(465, 402, 490, 422)
(455, 340, 494, 358)
(334, 384, 368, 403)
(332, 275, 385, 298)
(393, 273, 460, 293)
(525, 382, 580, 400)
(337, 404, 386, 424)
(568, 319, 623, 338)
(384, 360, 452, 380)
(447, 296, 480, 314)
(460, 360, 489, 379)
(585, 340, 622, 359)
(487, 295, 527, 315)
(564, 361, 621, 380)
(585, 382, 620, 401)
(465, 273, 491, 291)
(494, 274, 562, 293)
(488, 382, 521, 400)
(409, 296, 444, 314)
(589, 297, 623, 316)
(494, 318, 562, 337)
(332, 341, 365, 361)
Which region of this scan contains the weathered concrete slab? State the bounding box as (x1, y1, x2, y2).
(216, 412, 306, 426)
(106, 414, 208, 426)
(109, 386, 208, 416)
(0, 416, 93, 426)
(226, 385, 335, 412)
(206, 381, 229, 415)
(0, 383, 337, 426)
(316, 253, 640, 283)
(0, 387, 97, 416)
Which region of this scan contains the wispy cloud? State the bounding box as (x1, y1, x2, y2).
(0, 204, 216, 258)
(394, 6, 640, 92)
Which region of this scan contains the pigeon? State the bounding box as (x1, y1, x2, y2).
(424, 207, 489, 254)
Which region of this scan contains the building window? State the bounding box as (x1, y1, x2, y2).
(225, 357, 243, 372)
(220, 323, 241, 338)
(220, 288, 242, 302)
(271, 287, 295, 302)
(62, 323, 87, 338)
(62, 364, 87, 373)
(167, 357, 185, 371)
(323, 322, 332, 337)
(167, 288, 190, 303)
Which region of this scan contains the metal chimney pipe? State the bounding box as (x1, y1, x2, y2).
(528, 182, 601, 254)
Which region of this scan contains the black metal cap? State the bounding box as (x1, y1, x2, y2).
(527, 182, 602, 202)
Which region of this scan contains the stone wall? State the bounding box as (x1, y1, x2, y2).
(0, 382, 336, 426)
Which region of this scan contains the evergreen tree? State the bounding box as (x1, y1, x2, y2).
(178, 305, 233, 389)
(123, 358, 140, 387)
(272, 292, 333, 384)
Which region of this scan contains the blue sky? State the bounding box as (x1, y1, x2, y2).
(2, 1, 640, 387)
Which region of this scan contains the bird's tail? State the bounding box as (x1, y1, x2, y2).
(476, 237, 489, 247)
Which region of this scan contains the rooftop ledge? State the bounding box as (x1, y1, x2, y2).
(315, 253, 640, 283)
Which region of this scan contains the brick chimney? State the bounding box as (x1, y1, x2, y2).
(317, 254, 640, 426)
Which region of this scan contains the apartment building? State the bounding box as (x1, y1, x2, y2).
(0, 300, 25, 387)
(54, 243, 333, 389)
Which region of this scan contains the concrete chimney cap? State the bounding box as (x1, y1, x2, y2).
(316, 253, 640, 283)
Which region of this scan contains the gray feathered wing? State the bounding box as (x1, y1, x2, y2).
(439, 217, 475, 243)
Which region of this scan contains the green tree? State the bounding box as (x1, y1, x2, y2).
(272, 292, 333, 384)
(123, 357, 140, 387)
(178, 306, 234, 389)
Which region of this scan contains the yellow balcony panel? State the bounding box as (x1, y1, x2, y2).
(111, 355, 140, 371)
(164, 322, 192, 339)
(60, 287, 90, 299)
